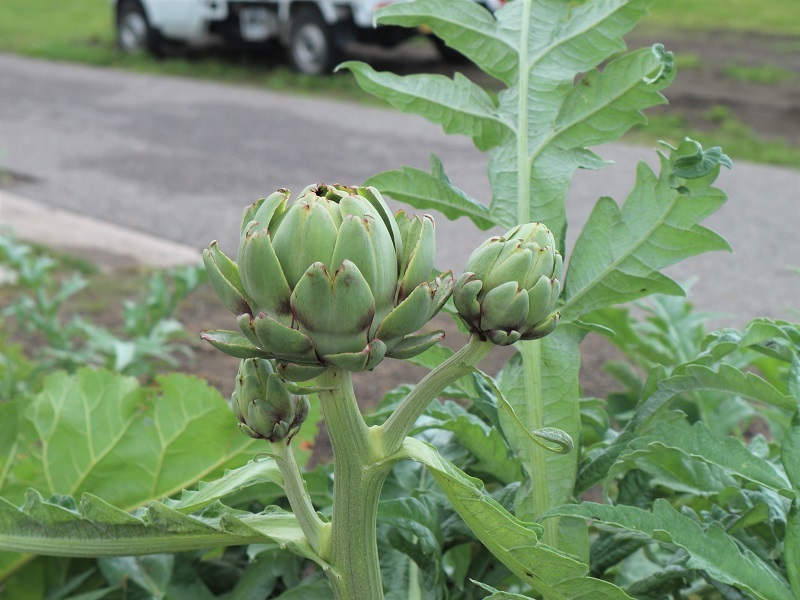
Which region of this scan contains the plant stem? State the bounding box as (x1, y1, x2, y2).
(517, 0, 534, 224)
(316, 367, 388, 600)
(381, 335, 493, 454)
(519, 339, 554, 546)
(269, 439, 327, 554)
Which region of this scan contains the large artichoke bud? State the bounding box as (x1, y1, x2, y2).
(231, 358, 310, 443)
(453, 223, 562, 346)
(202, 184, 453, 377)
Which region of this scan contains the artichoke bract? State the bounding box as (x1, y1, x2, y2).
(453, 223, 563, 346)
(231, 358, 310, 443)
(202, 184, 453, 377)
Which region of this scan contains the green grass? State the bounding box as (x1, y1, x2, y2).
(675, 53, 702, 70)
(724, 64, 796, 85)
(627, 106, 800, 169)
(642, 0, 800, 35)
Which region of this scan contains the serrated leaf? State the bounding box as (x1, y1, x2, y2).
(6, 370, 268, 508)
(611, 421, 792, 496)
(398, 438, 633, 599)
(365, 154, 498, 230)
(0, 489, 321, 563)
(376, 0, 518, 84)
(378, 495, 442, 560)
(562, 150, 730, 321)
(414, 400, 522, 484)
(346, 0, 673, 248)
(701, 319, 800, 366)
(162, 458, 285, 514)
(341, 65, 509, 152)
(577, 364, 797, 492)
(472, 579, 533, 599)
(670, 139, 733, 179)
(547, 500, 794, 600)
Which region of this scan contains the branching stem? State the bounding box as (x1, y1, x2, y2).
(269, 439, 328, 554)
(381, 335, 493, 454)
(316, 367, 391, 600)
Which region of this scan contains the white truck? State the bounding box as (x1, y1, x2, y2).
(113, 0, 504, 75)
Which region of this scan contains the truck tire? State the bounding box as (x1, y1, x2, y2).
(116, 0, 163, 56)
(288, 9, 338, 76)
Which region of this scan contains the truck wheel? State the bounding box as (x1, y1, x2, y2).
(288, 10, 338, 76)
(117, 0, 162, 55)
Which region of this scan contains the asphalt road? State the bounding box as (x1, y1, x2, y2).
(1, 54, 799, 326)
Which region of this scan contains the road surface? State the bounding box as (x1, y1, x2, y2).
(1, 54, 799, 326)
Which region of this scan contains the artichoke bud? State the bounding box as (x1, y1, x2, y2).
(454, 223, 563, 346)
(206, 185, 452, 372)
(231, 358, 309, 443)
(395, 211, 436, 301)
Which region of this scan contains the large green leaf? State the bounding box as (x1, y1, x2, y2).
(0, 369, 320, 580)
(398, 438, 633, 599)
(413, 400, 522, 484)
(5, 370, 270, 508)
(4, 369, 321, 508)
(344, 0, 673, 247)
(782, 357, 800, 592)
(577, 364, 797, 492)
(547, 500, 795, 600)
(0, 400, 21, 493)
(610, 421, 792, 496)
(561, 147, 730, 321)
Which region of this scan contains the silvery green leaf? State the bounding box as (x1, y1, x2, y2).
(547, 500, 794, 600)
(399, 438, 633, 599)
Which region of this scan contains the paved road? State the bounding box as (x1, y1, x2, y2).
(1, 54, 799, 326)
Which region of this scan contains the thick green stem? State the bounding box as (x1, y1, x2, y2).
(382, 335, 493, 454)
(269, 440, 328, 554)
(517, 0, 533, 224)
(316, 368, 388, 600)
(519, 339, 555, 546)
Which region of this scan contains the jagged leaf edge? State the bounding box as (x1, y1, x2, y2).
(0, 489, 322, 564)
(545, 500, 794, 600)
(396, 438, 633, 599)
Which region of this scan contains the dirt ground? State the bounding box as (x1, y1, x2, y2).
(627, 30, 800, 144)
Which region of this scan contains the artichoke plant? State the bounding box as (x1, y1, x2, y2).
(202, 184, 453, 377)
(231, 358, 310, 443)
(453, 222, 562, 346)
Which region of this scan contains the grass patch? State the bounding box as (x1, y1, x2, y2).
(675, 53, 703, 70)
(642, 0, 800, 35)
(724, 64, 796, 85)
(628, 106, 800, 168)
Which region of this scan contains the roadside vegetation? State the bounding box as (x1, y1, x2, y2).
(0, 0, 798, 166)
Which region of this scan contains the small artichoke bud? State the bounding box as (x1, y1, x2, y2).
(231, 358, 309, 443)
(453, 223, 563, 346)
